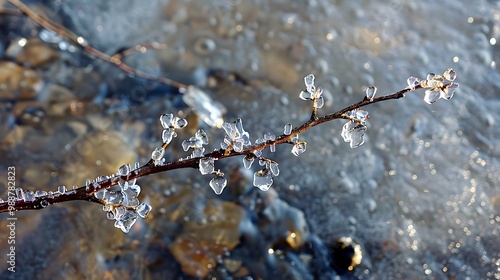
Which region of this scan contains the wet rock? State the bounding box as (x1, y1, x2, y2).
(0, 61, 43, 100)
(14, 38, 60, 68)
(168, 198, 244, 277)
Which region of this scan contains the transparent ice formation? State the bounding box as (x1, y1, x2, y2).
(114, 210, 138, 233)
(182, 85, 226, 128)
(57, 185, 66, 194)
(162, 128, 177, 144)
(341, 121, 367, 148)
(253, 169, 273, 191)
(117, 164, 131, 176)
(35, 190, 48, 198)
(15, 188, 24, 201)
(365, 86, 377, 101)
(24, 190, 35, 202)
(209, 174, 227, 195)
(221, 118, 251, 152)
(160, 113, 187, 129)
(291, 141, 307, 156)
(345, 109, 369, 124)
(182, 129, 209, 152)
(137, 202, 152, 218)
(243, 154, 255, 169)
(199, 157, 215, 175)
(151, 147, 165, 164)
(284, 123, 292, 135)
(406, 76, 420, 90)
(299, 74, 324, 108)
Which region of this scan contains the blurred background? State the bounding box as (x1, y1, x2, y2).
(0, 0, 499, 279)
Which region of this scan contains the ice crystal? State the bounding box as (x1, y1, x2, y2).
(269, 162, 280, 176)
(137, 202, 152, 218)
(114, 210, 138, 233)
(253, 169, 273, 191)
(151, 147, 165, 164)
(291, 141, 307, 156)
(104, 190, 123, 204)
(341, 121, 367, 148)
(365, 86, 377, 101)
(123, 189, 140, 207)
(94, 189, 106, 200)
(299, 74, 324, 109)
(407, 76, 420, 90)
(57, 185, 66, 194)
(284, 123, 292, 135)
(118, 164, 131, 176)
(35, 190, 48, 197)
(221, 118, 251, 152)
(182, 129, 209, 153)
(24, 190, 35, 202)
(15, 188, 24, 200)
(209, 173, 227, 195)
(162, 128, 177, 144)
(345, 109, 369, 124)
(443, 68, 457, 81)
(243, 154, 255, 169)
(442, 83, 459, 100)
(199, 157, 215, 175)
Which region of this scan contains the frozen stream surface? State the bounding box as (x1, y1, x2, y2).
(0, 0, 499, 279)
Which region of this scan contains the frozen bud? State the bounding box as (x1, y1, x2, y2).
(209, 174, 227, 195)
(365, 86, 377, 101)
(291, 141, 307, 156)
(314, 96, 324, 109)
(162, 128, 177, 144)
(199, 158, 215, 175)
(264, 132, 276, 141)
(137, 203, 152, 218)
(426, 72, 436, 80)
(443, 68, 457, 81)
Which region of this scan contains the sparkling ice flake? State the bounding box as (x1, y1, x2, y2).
(341, 121, 367, 148)
(209, 173, 227, 195)
(299, 74, 325, 109)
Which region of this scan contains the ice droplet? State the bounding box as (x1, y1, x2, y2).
(40, 200, 49, 208)
(314, 96, 324, 108)
(304, 74, 315, 88)
(424, 89, 440, 104)
(253, 149, 263, 157)
(253, 169, 273, 191)
(270, 144, 276, 153)
(137, 203, 152, 218)
(24, 190, 35, 202)
(114, 210, 138, 233)
(299, 90, 312, 100)
(284, 123, 292, 135)
(102, 204, 112, 212)
(151, 147, 165, 161)
(269, 162, 280, 176)
(426, 72, 436, 80)
(173, 117, 188, 129)
(160, 113, 174, 129)
(443, 68, 457, 81)
(118, 164, 131, 176)
(243, 154, 254, 169)
(264, 132, 276, 141)
(341, 121, 367, 148)
(291, 142, 307, 156)
(105, 191, 123, 204)
(58, 185, 66, 194)
(233, 141, 244, 152)
(365, 86, 377, 100)
(94, 189, 106, 200)
(114, 206, 127, 220)
(195, 129, 209, 145)
(107, 212, 115, 220)
(35, 190, 48, 197)
(123, 189, 139, 207)
(442, 83, 459, 100)
(209, 175, 227, 195)
(199, 158, 215, 175)
(15, 188, 24, 200)
(162, 128, 177, 144)
(134, 162, 140, 170)
(182, 86, 226, 128)
(407, 76, 420, 90)
(126, 184, 141, 196)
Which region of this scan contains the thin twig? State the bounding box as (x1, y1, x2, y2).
(6, 0, 187, 90)
(0, 83, 426, 213)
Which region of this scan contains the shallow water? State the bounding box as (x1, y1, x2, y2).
(0, 0, 499, 279)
